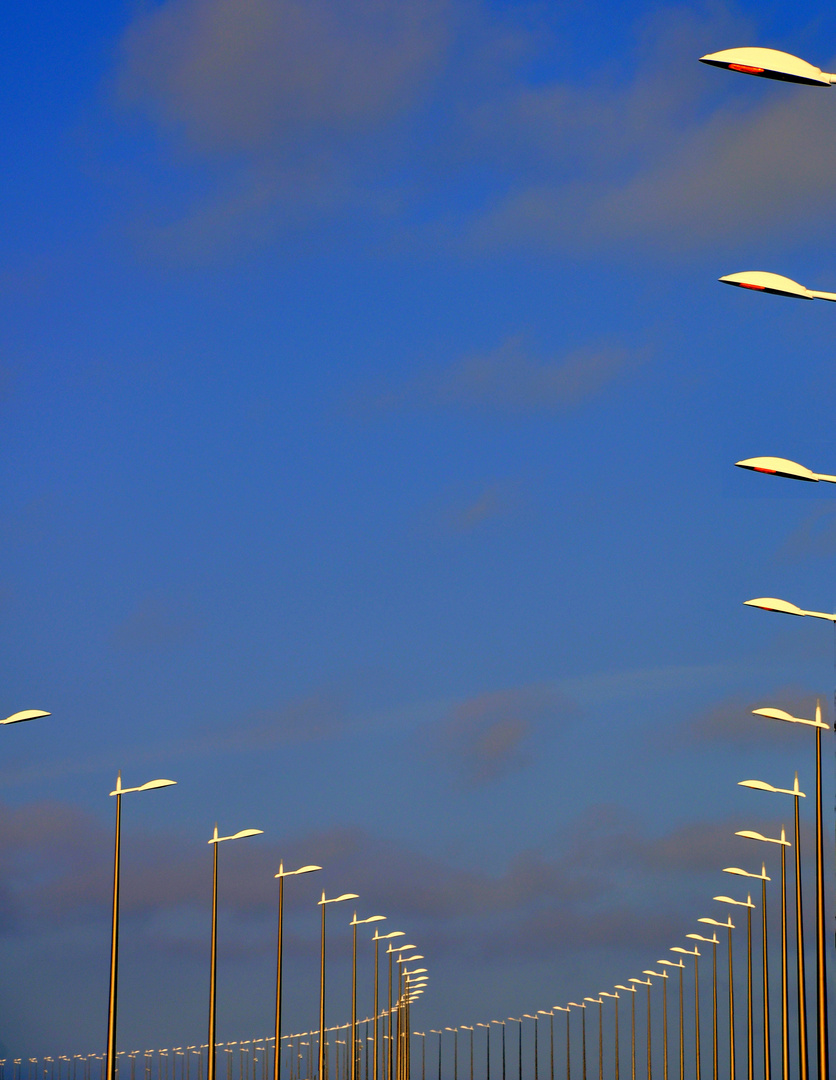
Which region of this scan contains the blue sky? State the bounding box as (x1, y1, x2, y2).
(3, 0, 836, 1065)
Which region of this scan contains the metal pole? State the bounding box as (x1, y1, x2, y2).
(762, 872, 771, 1080)
(105, 784, 122, 1080)
(794, 790, 809, 1080)
(208, 839, 219, 1080)
(815, 720, 829, 1080)
(319, 903, 326, 1080)
(746, 904, 753, 1080)
(274, 877, 285, 1080)
(351, 921, 358, 1080)
(727, 925, 735, 1080)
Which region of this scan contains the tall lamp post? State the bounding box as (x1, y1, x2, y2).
(388, 946, 416, 1080)
(477, 1026, 491, 1080)
(739, 773, 809, 1080)
(670, 946, 700, 1080)
(537, 1013, 552, 1080)
(491, 1023, 507, 1080)
(552, 1010, 569, 1080)
(445, 1030, 459, 1080)
(657, 963, 684, 1080)
(615, 989, 637, 1080)
(373, 932, 404, 1080)
(686, 936, 718, 1080)
(736, 829, 791, 1080)
(712, 896, 756, 1080)
(273, 864, 322, 1080)
(350, 915, 386, 1080)
(724, 865, 771, 1080)
(319, 892, 359, 1080)
(600, 994, 619, 1080)
(583, 1001, 603, 1080)
(106, 774, 176, 1080)
(628, 982, 651, 1080)
(566, 1007, 586, 1080)
(643, 972, 669, 1080)
(207, 826, 264, 1080)
(751, 699, 830, 1080)
(697, 918, 735, 1080)
(523, 1018, 538, 1080)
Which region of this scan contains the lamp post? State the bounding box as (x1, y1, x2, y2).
(583, 1002, 603, 1080)
(567, 1007, 586, 1080)
(697, 918, 736, 1080)
(552, 1011, 569, 1080)
(207, 826, 264, 1080)
(319, 892, 359, 1080)
(491, 1023, 506, 1080)
(388, 945, 415, 1080)
(724, 865, 771, 1080)
(477, 1025, 491, 1080)
(536, 1014, 551, 1080)
(600, 995, 619, 1080)
(736, 829, 791, 1080)
(445, 1030, 458, 1080)
(507, 1022, 522, 1080)
(657, 963, 684, 1080)
(629, 982, 651, 1080)
(615, 990, 637, 1080)
(739, 774, 809, 1080)
(105, 774, 176, 1080)
(670, 946, 700, 1080)
(712, 896, 756, 1080)
(686, 936, 718, 1080)
(461, 1029, 473, 1080)
(373, 932, 404, 1080)
(349, 916, 386, 1080)
(644, 973, 669, 1080)
(429, 1034, 441, 1080)
(750, 701, 830, 1080)
(273, 864, 322, 1080)
(523, 1018, 538, 1080)
(397, 956, 423, 1080)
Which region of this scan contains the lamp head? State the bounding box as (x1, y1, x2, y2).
(699, 47, 835, 86)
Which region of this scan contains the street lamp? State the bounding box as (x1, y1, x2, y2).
(670, 946, 700, 1080)
(724, 866, 772, 1080)
(350, 916, 386, 1080)
(477, 1025, 491, 1080)
(698, 917, 736, 1080)
(699, 46, 836, 85)
(743, 596, 836, 622)
(736, 829, 791, 1080)
(600, 995, 619, 1080)
(319, 892, 359, 1080)
(207, 826, 264, 1080)
(537, 1013, 552, 1080)
(718, 271, 836, 302)
(713, 896, 756, 1080)
(752, 703, 830, 1080)
(644, 973, 669, 1080)
(615, 990, 636, 1080)
(373, 932, 404, 1080)
(523, 1017, 539, 1080)
(568, 1006, 589, 1080)
(461, 1028, 474, 1080)
(686, 936, 719, 1080)
(273, 864, 322, 1080)
(552, 1010, 569, 1080)
(491, 1023, 507, 1080)
(734, 457, 836, 483)
(387, 945, 415, 1080)
(445, 1030, 459, 1080)
(657, 963, 684, 1080)
(629, 982, 652, 1080)
(740, 776, 809, 1080)
(397, 956, 423, 1080)
(106, 774, 176, 1080)
(507, 1020, 522, 1080)
(583, 1001, 603, 1080)
(0, 709, 50, 725)
(429, 1033, 441, 1080)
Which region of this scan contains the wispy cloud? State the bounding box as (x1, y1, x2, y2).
(422, 685, 579, 785)
(371, 336, 637, 416)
